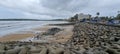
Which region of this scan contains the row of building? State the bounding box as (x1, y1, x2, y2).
(69, 13, 91, 21)
(69, 13, 120, 25)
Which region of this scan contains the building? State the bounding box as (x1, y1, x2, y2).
(78, 13, 91, 20)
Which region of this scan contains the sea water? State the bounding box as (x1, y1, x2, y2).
(0, 21, 67, 36)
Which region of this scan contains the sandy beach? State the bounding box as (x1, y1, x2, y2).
(0, 25, 47, 42)
(0, 24, 73, 43)
(0, 33, 35, 42)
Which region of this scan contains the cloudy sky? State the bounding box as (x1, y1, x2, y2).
(0, 0, 120, 19)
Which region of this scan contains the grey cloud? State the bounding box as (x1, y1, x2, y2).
(27, 11, 70, 17)
(41, 0, 90, 12)
(0, 0, 120, 19)
(41, 0, 71, 10)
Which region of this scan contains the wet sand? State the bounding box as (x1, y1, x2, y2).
(0, 33, 35, 42)
(0, 25, 49, 42)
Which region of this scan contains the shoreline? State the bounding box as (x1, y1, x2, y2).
(0, 25, 52, 42)
(0, 23, 73, 43)
(0, 21, 68, 37)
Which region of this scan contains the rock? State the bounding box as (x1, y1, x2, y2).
(84, 51, 94, 54)
(83, 48, 94, 54)
(106, 48, 119, 54)
(94, 51, 108, 54)
(0, 44, 5, 50)
(29, 46, 41, 53)
(114, 37, 120, 42)
(48, 47, 56, 54)
(19, 47, 30, 54)
(31, 53, 40, 54)
(117, 40, 120, 45)
(117, 49, 120, 52)
(0, 50, 5, 54)
(112, 44, 120, 49)
(110, 37, 115, 41)
(71, 49, 83, 54)
(6, 48, 21, 54)
(93, 49, 108, 54)
(39, 48, 48, 54)
(5, 45, 13, 50)
(29, 49, 41, 53)
(55, 48, 64, 54)
(64, 50, 71, 54)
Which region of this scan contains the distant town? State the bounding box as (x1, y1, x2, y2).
(68, 12, 120, 26)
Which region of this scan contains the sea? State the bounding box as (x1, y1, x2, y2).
(0, 21, 67, 36)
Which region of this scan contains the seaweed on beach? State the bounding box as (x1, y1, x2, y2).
(42, 27, 62, 35)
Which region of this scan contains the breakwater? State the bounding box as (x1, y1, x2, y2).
(0, 22, 120, 54)
(67, 22, 120, 54)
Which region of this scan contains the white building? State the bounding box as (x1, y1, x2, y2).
(78, 13, 91, 20)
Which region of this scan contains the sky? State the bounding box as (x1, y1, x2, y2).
(0, 0, 120, 19)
